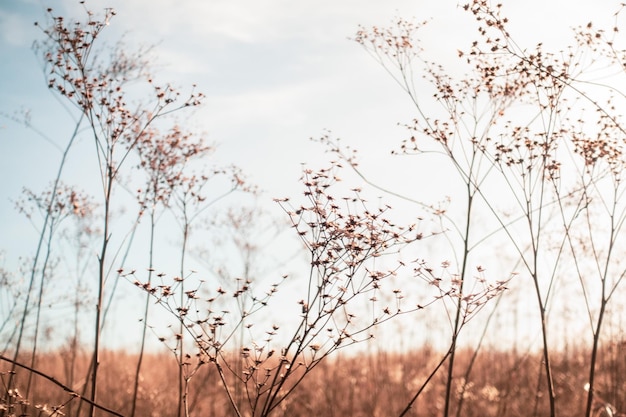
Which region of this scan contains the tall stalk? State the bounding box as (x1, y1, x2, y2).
(178, 217, 189, 417)
(443, 192, 474, 417)
(6, 114, 83, 409)
(90, 163, 114, 417)
(130, 211, 156, 417)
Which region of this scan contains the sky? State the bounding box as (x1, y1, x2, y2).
(1, 0, 621, 262)
(1, 0, 625, 351)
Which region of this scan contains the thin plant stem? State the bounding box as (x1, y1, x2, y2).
(398, 346, 454, 417)
(6, 113, 83, 405)
(130, 212, 156, 417)
(0, 354, 124, 417)
(178, 220, 189, 417)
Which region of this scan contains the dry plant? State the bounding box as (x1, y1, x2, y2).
(14, 184, 94, 406)
(167, 165, 250, 417)
(33, 5, 167, 414)
(130, 160, 439, 417)
(1, 3, 233, 417)
(131, 123, 224, 417)
(5, 2, 626, 417)
(193, 203, 288, 413)
(347, 2, 626, 416)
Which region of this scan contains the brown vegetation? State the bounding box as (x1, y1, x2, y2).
(3, 343, 625, 417)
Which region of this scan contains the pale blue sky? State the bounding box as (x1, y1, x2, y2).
(1, 0, 623, 350)
(2, 0, 619, 256)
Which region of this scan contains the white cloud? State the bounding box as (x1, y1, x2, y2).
(107, 0, 423, 44)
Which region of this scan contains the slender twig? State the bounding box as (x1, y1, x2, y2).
(0, 355, 125, 417)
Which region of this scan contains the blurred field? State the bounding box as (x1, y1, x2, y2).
(4, 341, 625, 417)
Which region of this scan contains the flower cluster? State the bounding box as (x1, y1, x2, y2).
(276, 162, 424, 348)
(134, 125, 212, 213)
(15, 183, 94, 222)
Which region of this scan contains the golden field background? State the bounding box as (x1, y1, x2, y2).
(6, 342, 625, 417)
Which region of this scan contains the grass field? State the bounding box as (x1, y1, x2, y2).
(4, 342, 625, 417)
